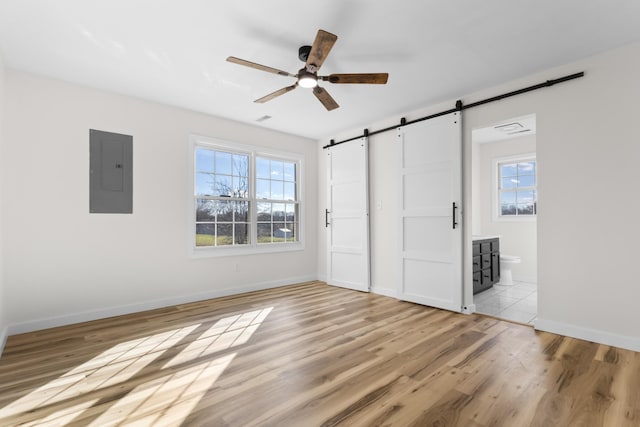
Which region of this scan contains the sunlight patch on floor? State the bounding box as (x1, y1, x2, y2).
(0, 306, 273, 426)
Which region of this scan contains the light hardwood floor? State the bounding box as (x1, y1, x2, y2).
(0, 281, 638, 426)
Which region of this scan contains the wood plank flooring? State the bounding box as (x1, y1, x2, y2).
(0, 281, 638, 426)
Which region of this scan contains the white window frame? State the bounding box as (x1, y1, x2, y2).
(492, 153, 537, 222)
(188, 134, 304, 257)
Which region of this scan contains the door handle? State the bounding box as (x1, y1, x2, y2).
(452, 202, 458, 229)
(325, 209, 330, 227)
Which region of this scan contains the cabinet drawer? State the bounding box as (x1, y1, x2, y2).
(473, 243, 480, 256)
(480, 242, 491, 253)
(473, 256, 481, 271)
(481, 269, 492, 285)
(491, 239, 500, 252)
(481, 254, 492, 269)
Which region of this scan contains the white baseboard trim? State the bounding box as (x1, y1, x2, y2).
(316, 274, 327, 282)
(7, 275, 317, 336)
(535, 317, 640, 352)
(462, 303, 476, 314)
(370, 286, 397, 298)
(513, 276, 537, 284)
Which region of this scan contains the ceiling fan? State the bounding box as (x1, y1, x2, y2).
(226, 29, 389, 111)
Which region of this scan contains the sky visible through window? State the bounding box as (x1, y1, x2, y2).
(500, 160, 536, 216)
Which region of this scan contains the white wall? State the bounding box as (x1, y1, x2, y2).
(2, 70, 318, 334)
(0, 53, 6, 353)
(318, 40, 640, 351)
(475, 135, 537, 282)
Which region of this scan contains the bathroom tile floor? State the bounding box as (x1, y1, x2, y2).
(474, 281, 537, 325)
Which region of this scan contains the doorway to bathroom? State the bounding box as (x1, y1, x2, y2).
(471, 114, 538, 325)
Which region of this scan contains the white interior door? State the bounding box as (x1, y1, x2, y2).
(398, 113, 462, 311)
(326, 137, 370, 292)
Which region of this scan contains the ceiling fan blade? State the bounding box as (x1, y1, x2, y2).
(313, 86, 339, 111)
(323, 73, 389, 84)
(254, 84, 298, 103)
(306, 30, 338, 73)
(227, 56, 295, 77)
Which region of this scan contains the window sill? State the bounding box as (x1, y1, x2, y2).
(190, 242, 305, 258)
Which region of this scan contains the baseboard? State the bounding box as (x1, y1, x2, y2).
(513, 276, 537, 284)
(370, 286, 397, 298)
(316, 274, 327, 282)
(535, 317, 640, 352)
(462, 303, 476, 314)
(7, 275, 317, 336)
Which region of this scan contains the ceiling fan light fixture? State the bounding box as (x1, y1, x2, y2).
(298, 74, 318, 88)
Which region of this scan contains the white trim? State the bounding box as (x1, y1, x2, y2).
(7, 276, 316, 335)
(535, 317, 640, 352)
(462, 303, 476, 314)
(188, 134, 305, 258)
(371, 285, 397, 298)
(0, 326, 8, 359)
(492, 153, 537, 223)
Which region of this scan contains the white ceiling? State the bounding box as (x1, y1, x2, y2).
(1, 1, 640, 140)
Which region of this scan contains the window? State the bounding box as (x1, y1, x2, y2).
(191, 135, 302, 255)
(496, 156, 537, 218)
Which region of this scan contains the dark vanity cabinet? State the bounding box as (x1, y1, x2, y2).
(473, 238, 500, 294)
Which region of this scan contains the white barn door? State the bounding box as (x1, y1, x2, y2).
(326, 137, 370, 292)
(398, 113, 462, 311)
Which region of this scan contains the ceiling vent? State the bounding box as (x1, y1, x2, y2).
(495, 122, 524, 133)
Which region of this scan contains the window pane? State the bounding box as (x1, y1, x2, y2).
(215, 175, 232, 197)
(517, 189, 535, 204)
(233, 154, 249, 177)
(256, 179, 270, 199)
(257, 202, 271, 221)
(501, 191, 516, 216)
(286, 223, 297, 242)
(196, 173, 215, 196)
(501, 191, 516, 204)
(501, 163, 517, 177)
(271, 181, 284, 200)
(234, 224, 249, 244)
(273, 223, 288, 241)
(215, 151, 232, 175)
(285, 203, 297, 222)
(501, 177, 518, 189)
(195, 149, 214, 172)
(216, 224, 233, 246)
(284, 182, 296, 201)
(196, 224, 215, 247)
(272, 204, 285, 221)
(270, 160, 283, 179)
(234, 201, 249, 222)
(284, 162, 296, 182)
(501, 204, 516, 215)
(196, 199, 216, 221)
(256, 157, 270, 179)
(216, 200, 233, 222)
(257, 223, 271, 243)
(233, 176, 248, 198)
(518, 162, 535, 175)
(517, 203, 535, 215)
(518, 175, 535, 187)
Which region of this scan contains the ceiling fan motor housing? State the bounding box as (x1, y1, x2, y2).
(298, 45, 311, 62)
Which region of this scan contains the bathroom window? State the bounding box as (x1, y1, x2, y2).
(495, 156, 537, 219)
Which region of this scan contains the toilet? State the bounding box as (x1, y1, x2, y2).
(498, 255, 521, 286)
